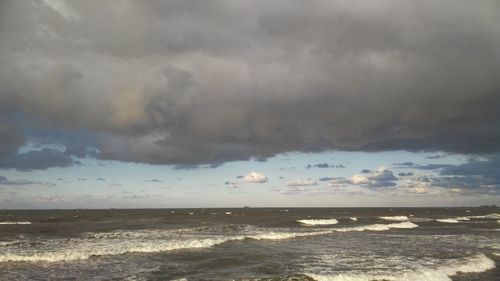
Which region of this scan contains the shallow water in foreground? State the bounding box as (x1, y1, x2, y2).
(0, 207, 499, 281)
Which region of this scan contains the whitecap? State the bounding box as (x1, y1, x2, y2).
(468, 213, 500, 219)
(379, 216, 408, 221)
(349, 217, 357, 221)
(437, 218, 459, 223)
(304, 253, 495, 281)
(0, 221, 31, 225)
(333, 222, 418, 232)
(0, 228, 331, 263)
(0, 241, 20, 247)
(297, 219, 339, 225)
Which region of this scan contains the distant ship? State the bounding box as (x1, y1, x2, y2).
(243, 206, 250, 208)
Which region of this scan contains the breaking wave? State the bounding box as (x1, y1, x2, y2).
(0, 221, 31, 225)
(304, 253, 495, 281)
(0, 241, 21, 247)
(436, 214, 500, 224)
(0, 220, 422, 263)
(0, 228, 331, 263)
(379, 216, 409, 221)
(297, 219, 339, 225)
(332, 222, 418, 232)
(467, 213, 500, 219)
(437, 218, 460, 223)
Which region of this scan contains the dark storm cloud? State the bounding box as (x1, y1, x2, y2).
(0, 121, 25, 160)
(0, 148, 78, 171)
(1, 0, 500, 166)
(398, 172, 414, 177)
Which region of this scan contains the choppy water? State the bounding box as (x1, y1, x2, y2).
(0, 207, 499, 281)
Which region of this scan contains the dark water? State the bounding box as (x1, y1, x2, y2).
(0, 207, 499, 281)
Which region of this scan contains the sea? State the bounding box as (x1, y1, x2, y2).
(0, 207, 499, 281)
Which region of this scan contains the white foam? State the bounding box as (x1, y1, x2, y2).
(297, 219, 339, 225)
(0, 221, 31, 225)
(0, 221, 421, 263)
(437, 218, 459, 223)
(379, 216, 409, 221)
(454, 213, 500, 220)
(305, 253, 495, 281)
(0, 237, 231, 263)
(468, 213, 500, 219)
(225, 212, 232, 215)
(244, 230, 332, 241)
(0, 228, 331, 263)
(436, 214, 490, 223)
(349, 217, 357, 221)
(0, 241, 20, 247)
(333, 222, 418, 232)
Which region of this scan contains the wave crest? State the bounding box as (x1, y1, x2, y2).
(0, 228, 331, 263)
(0, 221, 31, 225)
(305, 253, 495, 281)
(379, 216, 408, 221)
(297, 219, 339, 225)
(333, 222, 418, 232)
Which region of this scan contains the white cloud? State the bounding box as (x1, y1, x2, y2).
(244, 172, 268, 183)
(351, 174, 370, 184)
(350, 167, 397, 187)
(287, 179, 318, 187)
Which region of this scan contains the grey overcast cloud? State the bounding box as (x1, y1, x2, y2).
(0, 1, 499, 210)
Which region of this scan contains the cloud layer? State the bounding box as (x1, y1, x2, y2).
(1, 0, 500, 167)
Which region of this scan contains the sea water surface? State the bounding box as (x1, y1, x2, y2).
(0, 207, 499, 281)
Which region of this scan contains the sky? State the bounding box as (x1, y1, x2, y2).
(0, 0, 499, 208)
